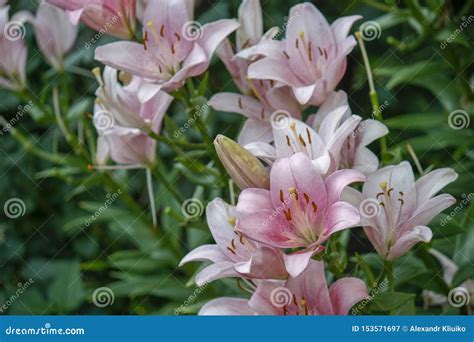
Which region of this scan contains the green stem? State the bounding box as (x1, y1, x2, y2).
(148, 130, 207, 151)
(355, 32, 388, 162)
(384, 259, 395, 292)
(146, 167, 158, 230)
(149, 158, 185, 204)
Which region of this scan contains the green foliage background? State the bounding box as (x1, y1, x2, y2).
(0, 0, 472, 315)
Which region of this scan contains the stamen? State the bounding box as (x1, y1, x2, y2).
(238, 97, 243, 109)
(227, 246, 236, 255)
(286, 135, 291, 147)
(283, 51, 290, 59)
(295, 38, 299, 49)
(160, 24, 165, 37)
(317, 46, 323, 56)
(306, 128, 312, 144)
(174, 32, 181, 41)
(280, 189, 284, 202)
(300, 297, 309, 315)
(231, 239, 236, 250)
(228, 217, 236, 225)
(303, 193, 310, 203)
(92, 67, 104, 87)
(308, 41, 313, 61)
(143, 31, 148, 50)
(261, 108, 265, 119)
(311, 202, 317, 213)
(147, 21, 160, 42)
(171, 43, 176, 54)
(323, 48, 328, 59)
(284, 208, 292, 221)
(288, 187, 298, 200)
(298, 134, 306, 147)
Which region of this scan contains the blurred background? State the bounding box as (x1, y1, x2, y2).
(0, 0, 472, 315)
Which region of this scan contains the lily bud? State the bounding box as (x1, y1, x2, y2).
(214, 135, 269, 189)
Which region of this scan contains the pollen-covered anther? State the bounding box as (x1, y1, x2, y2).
(92, 67, 104, 86)
(284, 208, 292, 221)
(288, 187, 298, 200)
(298, 134, 307, 147)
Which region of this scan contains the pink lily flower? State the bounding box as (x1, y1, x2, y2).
(95, 0, 239, 102)
(0, 6, 27, 91)
(46, 0, 136, 39)
(199, 260, 368, 315)
(247, 3, 361, 106)
(180, 198, 288, 286)
(243, 97, 364, 175)
(236, 153, 365, 277)
(16, 3, 78, 71)
(209, 84, 302, 145)
(344, 162, 458, 260)
(308, 91, 388, 175)
(93, 67, 173, 166)
(216, 0, 279, 94)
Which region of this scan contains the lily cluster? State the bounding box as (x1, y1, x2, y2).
(1, 0, 459, 316)
(180, 0, 458, 315)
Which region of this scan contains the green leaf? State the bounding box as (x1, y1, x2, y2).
(451, 264, 474, 287)
(384, 113, 446, 130)
(369, 292, 416, 314)
(48, 260, 85, 313)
